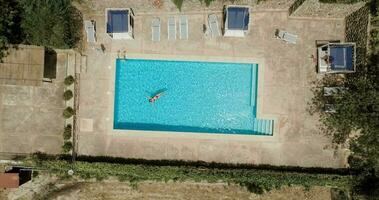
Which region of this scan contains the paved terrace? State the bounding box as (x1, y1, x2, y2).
(75, 0, 363, 167)
(0, 47, 70, 155)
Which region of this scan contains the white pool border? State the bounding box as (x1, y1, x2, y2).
(107, 53, 279, 142)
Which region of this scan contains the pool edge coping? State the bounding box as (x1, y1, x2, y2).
(106, 53, 281, 141)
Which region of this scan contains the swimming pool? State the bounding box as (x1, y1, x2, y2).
(114, 59, 273, 135)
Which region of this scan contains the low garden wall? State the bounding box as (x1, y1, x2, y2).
(289, 0, 306, 15)
(345, 4, 369, 66)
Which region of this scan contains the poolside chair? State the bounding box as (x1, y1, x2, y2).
(208, 14, 221, 38)
(168, 17, 176, 40)
(151, 18, 161, 42)
(323, 87, 346, 96)
(324, 104, 337, 113)
(275, 29, 297, 44)
(84, 20, 96, 43)
(179, 16, 188, 40)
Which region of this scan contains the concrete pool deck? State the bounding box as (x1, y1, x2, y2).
(74, 0, 363, 167)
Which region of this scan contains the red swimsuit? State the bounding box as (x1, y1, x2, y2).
(149, 95, 160, 103)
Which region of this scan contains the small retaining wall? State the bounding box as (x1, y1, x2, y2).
(288, 0, 306, 15)
(345, 4, 369, 66)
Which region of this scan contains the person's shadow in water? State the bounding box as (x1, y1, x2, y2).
(146, 88, 167, 98)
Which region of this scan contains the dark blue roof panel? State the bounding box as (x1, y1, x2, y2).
(107, 10, 128, 33)
(227, 7, 249, 30)
(330, 45, 354, 71)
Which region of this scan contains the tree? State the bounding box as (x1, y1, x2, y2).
(310, 34, 379, 199)
(0, 0, 24, 61)
(19, 0, 82, 49)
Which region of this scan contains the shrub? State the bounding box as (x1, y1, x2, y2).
(62, 141, 73, 153)
(63, 90, 73, 101)
(63, 107, 75, 119)
(64, 75, 75, 86)
(63, 124, 72, 140)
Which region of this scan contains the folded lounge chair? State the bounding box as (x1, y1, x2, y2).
(84, 20, 96, 43)
(168, 17, 176, 40)
(208, 14, 221, 38)
(275, 29, 297, 44)
(151, 18, 161, 42)
(179, 16, 188, 40)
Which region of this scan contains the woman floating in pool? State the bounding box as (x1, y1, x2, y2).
(148, 91, 165, 103)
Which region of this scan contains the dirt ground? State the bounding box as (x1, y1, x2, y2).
(47, 182, 332, 200)
(1, 179, 332, 200)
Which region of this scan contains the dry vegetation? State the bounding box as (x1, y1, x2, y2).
(0, 179, 333, 200)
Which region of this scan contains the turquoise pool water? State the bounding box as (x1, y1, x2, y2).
(114, 59, 273, 135)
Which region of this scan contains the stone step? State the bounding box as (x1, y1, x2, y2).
(252, 118, 274, 135)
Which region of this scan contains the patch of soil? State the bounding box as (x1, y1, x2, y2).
(46, 180, 332, 200)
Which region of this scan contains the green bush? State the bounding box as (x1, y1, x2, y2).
(63, 124, 72, 140)
(63, 107, 75, 119)
(63, 90, 73, 101)
(64, 75, 75, 86)
(62, 141, 73, 153)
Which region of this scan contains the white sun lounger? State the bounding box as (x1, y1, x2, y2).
(152, 18, 161, 42)
(208, 14, 221, 38)
(84, 20, 96, 43)
(275, 29, 297, 44)
(179, 16, 188, 40)
(168, 17, 176, 40)
(323, 87, 346, 96)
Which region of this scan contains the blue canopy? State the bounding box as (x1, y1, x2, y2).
(227, 7, 249, 30)
(107, 10, 128, 33)
(330, 45, 354, 71)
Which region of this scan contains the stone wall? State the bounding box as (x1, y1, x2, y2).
(78, 0, 258, 14)
(288, 0, 306, 15)
(290, 0, 366, 18)
(345, 4, 369, 66)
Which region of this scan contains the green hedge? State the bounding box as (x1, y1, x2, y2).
(31, 153, 353, 175)
(28, 159, 351, 194)
(27, 153, 352, 194)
